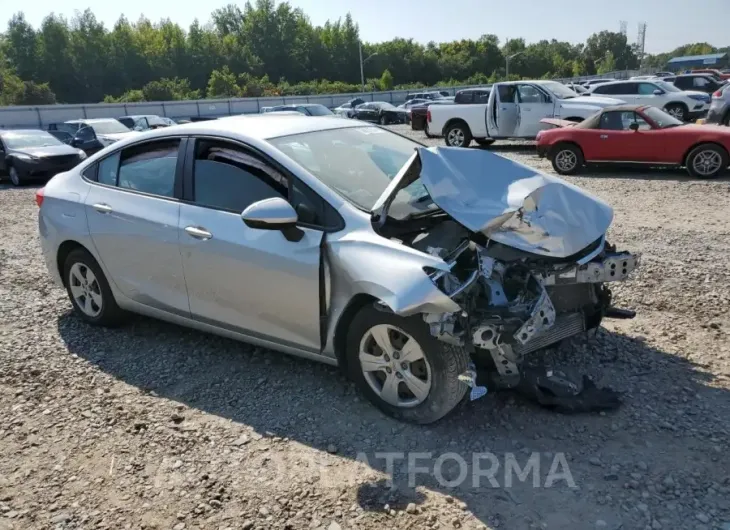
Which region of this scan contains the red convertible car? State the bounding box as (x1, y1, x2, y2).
(536, 105, 730, 179)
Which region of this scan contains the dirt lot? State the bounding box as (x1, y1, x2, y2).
(1, 124, 729, 530)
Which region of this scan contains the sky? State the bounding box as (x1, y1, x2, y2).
(12, 0, 730, 55)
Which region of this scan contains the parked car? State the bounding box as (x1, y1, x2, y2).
(705, 83, 730, 126)
(654, 72, 675, 78)
(582, 78, 615, 87)
(333, 98, 366, 118)
(629, 75, 658, 80)
(428, 80, 624, 147)
(410, 99, 454, 134)
(352, 102, 406, 125)
(36, 115, 639, 423)
(565, 83, 589, 94)
(671, 74, 727, 95)
(453, 88, 491, 104)
(536, 104, 730, 178)
(405, 91, 446, 102)
(587, 79, 710, 121)
(263, 104, 334, 117)
(691, 68, 730, 81)
(0, 129, 86, 186)
(118, 115, 175, 131)
(49, 119, 138, 156)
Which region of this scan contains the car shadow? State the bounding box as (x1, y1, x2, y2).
(56, 310, 729, 529)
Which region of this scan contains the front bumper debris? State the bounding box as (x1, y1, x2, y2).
(542, 252, 640, 286)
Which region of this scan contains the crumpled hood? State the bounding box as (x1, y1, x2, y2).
(414, 147, 614, 258)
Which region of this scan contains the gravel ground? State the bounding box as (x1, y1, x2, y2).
(1, 124, 730, 530)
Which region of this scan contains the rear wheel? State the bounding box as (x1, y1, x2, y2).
(664, 103, 687, 122)
(444, 122, 473, 147)
(550, 143, 584, 175)
(63, 248, 127, 326)
(685, 143, 728, 179)
(424, 123, 435, 138)
(379, 114, 388, 125)
(346, 304, 470, 424)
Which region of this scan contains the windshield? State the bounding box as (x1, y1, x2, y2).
(269, 126, 433, 217)
(654, 80, 680, 93)
(118, 117, 135, 128)
(306, 105, 333, 116)
(643, 107, 684, 128)
(540, 81, 579, 99)
(2, 131, 65, 149)
(89, 120, 132, 135)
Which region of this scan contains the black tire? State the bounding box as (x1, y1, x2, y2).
(685, 143, 729, 179)
(664, 103, 687, 122)
(475, 138, 495, 147)
(63, 248, 127, 326)
(9, 166, 23, 187)
(345, 304, 470, 424)
(444, 121, 473, 147)
(424, 123, 435, 138)
(722, 110, 730, 126)
(550, 143, 584, 175)
(379, 114, 388, 125)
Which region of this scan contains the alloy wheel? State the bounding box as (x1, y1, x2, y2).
(555, 149, 578, 172)
(692, 149, 723, 177)
(358, 324, 432, 408)
(667, 106, 685, 120)
(447, 128, 465, 147)
(69, 262, 103, 317)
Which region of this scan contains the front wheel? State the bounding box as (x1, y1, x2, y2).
(9, 166, 23, 187)
(444, 122, 473, 147)
(475, 138, 495, 147)
(685, 143, 728, 179)
(550, 143, 584, 175)
(346, 304, 470, 424)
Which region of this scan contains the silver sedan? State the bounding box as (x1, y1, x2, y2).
(37, 114, 639, 423)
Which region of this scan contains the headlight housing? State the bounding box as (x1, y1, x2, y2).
(688, 94, 709, 102)
(14, 153, 36, 161)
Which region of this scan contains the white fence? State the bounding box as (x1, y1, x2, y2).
(0, 69, 653, 129)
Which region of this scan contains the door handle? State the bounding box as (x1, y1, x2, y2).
(500, 106, 508, 110)
(184, 226, 213, 240)
(92, 203, 112, 214)
(600, 135, 609, 139)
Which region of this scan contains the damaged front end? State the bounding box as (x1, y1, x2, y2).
(420, 233, 639, 390)
(373, 146, 640, 408)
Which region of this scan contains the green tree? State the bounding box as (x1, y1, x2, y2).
(15, 80, 56, 104)
(379, 68, 393, 90)
(207, 65, 241, 98)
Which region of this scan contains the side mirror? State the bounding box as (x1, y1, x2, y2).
(653, 89, 664, 95)
(629, 122, 640, 132)
(241, 197, 303, 242)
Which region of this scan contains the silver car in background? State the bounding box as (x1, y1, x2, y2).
(37, 115, 639, 423)
(705, 83, 730, 126)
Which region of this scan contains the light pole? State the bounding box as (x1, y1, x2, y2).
(359, 41, 378, 92)
(505, 51, 524, 79)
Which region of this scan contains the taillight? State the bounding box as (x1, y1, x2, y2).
(35, 187, 45, 208)
(713, 89, 723, 98)
(427, 110, 432, 123)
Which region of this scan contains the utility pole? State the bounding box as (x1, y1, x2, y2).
(359, 41, 365, 92)
(506, 52, 524, 80)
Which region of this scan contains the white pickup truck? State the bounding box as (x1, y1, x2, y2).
(427, 80, 625, 147)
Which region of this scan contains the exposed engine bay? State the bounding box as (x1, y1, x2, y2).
(389, 218, 640, 409)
